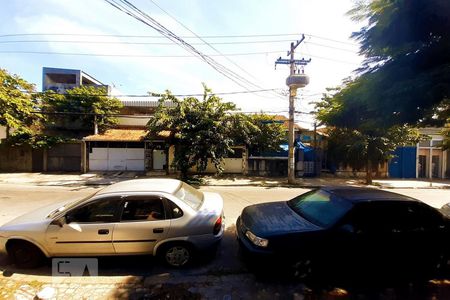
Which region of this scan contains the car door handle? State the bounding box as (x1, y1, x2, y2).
(98, 229, 109, 235)
(153, 228, 164, 233)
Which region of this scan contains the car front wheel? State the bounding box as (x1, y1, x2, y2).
(161, 243, 193, 267)
(8, 241, 44, 269)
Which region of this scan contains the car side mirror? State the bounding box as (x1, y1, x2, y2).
(65, 214, 75, 224)
(51, 216, 66, 227)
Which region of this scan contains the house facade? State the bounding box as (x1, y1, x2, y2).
(0, 67, 261, 175)
(388, 127, 449, 179)
(0, 67, 110, 172)
(82, 99, 165, 173)
(82, 98, 247, 174)
(416, 128, 448, 179)
(247, 115, 326, 177)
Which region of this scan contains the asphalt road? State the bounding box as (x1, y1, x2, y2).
(2, 183, 448, 225)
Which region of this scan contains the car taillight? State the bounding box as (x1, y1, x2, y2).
(213, 216, 222, 235)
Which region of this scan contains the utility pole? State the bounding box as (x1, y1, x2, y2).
(275, 35, 311, 184)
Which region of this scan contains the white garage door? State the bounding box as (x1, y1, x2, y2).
(90, 147, 145, 171)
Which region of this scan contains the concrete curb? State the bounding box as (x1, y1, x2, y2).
(0, 173, 449, 189)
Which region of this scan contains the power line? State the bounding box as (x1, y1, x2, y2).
(305, 41, 357, 53)
(0, 32, 326, 39)
(26, 88, 283, 97)
(306, 53, 360, 65)
(0, 38, 297, 45)
(102, 0, 283, 98)
(0, 32, 358, 45)
(0, 49, 284, 57)
(148, 0, 285, 100)
(0, 50, 360, 65)
(305, 34, 358, 46)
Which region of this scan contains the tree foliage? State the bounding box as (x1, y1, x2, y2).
(342, 0, 450, 126)
(0, 69, 53, 148)
(0, 69, 36, 130)
(41, 86, 123, 133)
(316, 87, 422, 183)
(315, 0, 450, 182)
(147, 86, 285, 179)
(148, 86, 236, 179)
(228, 113, 285, 155)
(1, 70, 123, 148)
(325, 126, 421, 183)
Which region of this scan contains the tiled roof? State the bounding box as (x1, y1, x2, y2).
(83, 129, 170, 141)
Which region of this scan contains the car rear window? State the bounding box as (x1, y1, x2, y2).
(288, 190, 353, 228)
(174, 182, 204, 211)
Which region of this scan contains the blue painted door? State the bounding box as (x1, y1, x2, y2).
(388, 147, 417, 178)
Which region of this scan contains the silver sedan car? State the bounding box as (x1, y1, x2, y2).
(0, 179, 224, 268)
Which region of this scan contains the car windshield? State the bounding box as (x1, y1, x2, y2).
(174, 182, 204, 211)
(287, 190, 353, 228)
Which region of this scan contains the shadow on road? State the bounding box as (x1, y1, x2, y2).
(1, 225, 449, 299)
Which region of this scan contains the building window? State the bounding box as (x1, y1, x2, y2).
(431, 140, 443, 147)
(419, 140, 431, 147)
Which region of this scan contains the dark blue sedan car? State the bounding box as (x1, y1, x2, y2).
(237, 187, 450, 280)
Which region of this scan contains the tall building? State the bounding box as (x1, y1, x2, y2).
(42, 67, 111, 94)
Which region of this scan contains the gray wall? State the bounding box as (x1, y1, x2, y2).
(0, 145, 33, 172)
(47, 143, 82, 172)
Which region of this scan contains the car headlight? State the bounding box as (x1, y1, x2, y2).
(245, 230, 269, 248)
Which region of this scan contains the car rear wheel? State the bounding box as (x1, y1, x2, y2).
(8, 241, 44, 269)
(161, 243, 193, 267)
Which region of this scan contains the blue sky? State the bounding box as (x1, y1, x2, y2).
(0, 0, 364, 128)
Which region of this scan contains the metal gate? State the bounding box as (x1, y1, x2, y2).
(388, 147, 417, 178)
(47, 143, 81, 172)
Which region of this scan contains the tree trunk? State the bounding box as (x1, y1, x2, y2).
(366, 159, 373, 185)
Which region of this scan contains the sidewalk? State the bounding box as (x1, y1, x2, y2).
(0, 172, 448, 189)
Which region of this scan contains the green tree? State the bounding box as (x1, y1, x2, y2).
(316, 88, 421, 184)
(325, 126, 421, 183)
(315, 0, 450, 182)
(228, 113, 286, 155)
(343, 0, 450, 126)
(148, 86, 236, 179)
(41, 86, 123, 133)
(0, 69, 36, 133)
(148, 86, 286, 179)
